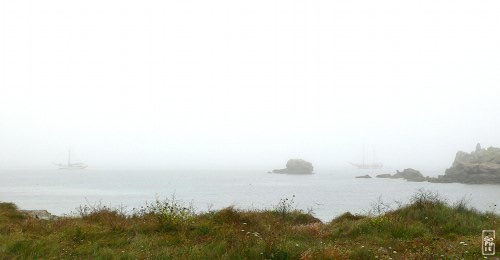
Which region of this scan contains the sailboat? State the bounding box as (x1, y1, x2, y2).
(351, 145, 383, 169)
(55, 148, 87, 170)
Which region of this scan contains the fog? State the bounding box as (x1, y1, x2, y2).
(1, 0, 500, 173)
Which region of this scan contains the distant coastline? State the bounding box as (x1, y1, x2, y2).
(367, 144, 500, 184)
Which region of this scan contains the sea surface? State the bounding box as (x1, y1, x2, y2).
(1, 168, 499, 222)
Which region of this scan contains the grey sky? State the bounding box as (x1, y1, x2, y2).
(1, 0, 499, 172)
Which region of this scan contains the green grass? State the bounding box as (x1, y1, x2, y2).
(0, 191, 498, 259)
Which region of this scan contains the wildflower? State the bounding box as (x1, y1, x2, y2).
(393, 251, 397, 254)
(243, 222, 247, 225)
(241, 230, 245, 232)
(295, 244, 299, 247)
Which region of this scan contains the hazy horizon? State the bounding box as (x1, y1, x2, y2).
(1, 0, 500, 172)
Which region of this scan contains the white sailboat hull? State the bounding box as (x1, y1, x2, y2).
(58, 165, 88, 170)
(350, 163, 384, 169)
(55, 148, 87, 170)
(351, 145, 384, 169)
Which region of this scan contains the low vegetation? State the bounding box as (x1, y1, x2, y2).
(0, 190, 498, 259)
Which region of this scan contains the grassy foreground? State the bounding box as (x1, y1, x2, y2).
(0, 191, 498, 259)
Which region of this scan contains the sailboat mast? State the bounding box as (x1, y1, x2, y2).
(362, 144, 365, 167)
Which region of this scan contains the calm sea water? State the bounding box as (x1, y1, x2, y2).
(1, 168, 499, 221)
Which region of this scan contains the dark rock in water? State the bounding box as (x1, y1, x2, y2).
(20, 210, 58, 220)
(273, 159, 314, 174)
(393, 168, 426, 182)
(429, 143, 500, 184)
(355, 174, 371, 178)
(376, 168, 425, 182)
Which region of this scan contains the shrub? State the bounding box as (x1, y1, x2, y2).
(212, 206, 242, 224)
(138, 195, 194, 231)
(287, 210, 321, 225)
(273, 195, 296, 219)
(332, 212, 365, 223)
(368, 196, 391, 216)
(453, 196, 473, 213)
(75, 201, 127, 220)
(409, 189, 444, 210)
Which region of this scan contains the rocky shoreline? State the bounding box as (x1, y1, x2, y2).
(373, 144, 500, 184)
(430, 143, 500, 184)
